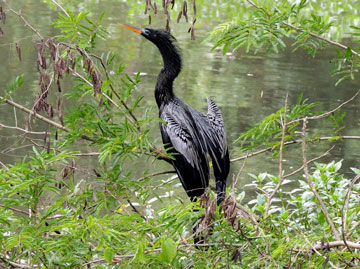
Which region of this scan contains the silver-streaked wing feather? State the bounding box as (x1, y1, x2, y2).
(206, 97, 228, 157)
(160, 103, 209, 190)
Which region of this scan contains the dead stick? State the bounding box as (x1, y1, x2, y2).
(302, 118, 341, 241)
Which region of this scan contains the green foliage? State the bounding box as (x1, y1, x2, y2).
(53, 10, 107, 49)
(1, 1, 359, 267)
(208, 0, 359, 86)
(235, 95, 320, 151)
(244, 161, 360, 266)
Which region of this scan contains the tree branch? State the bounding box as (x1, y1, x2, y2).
(265, 93, 288, 216)
(1, 0, 44, 40)
(0, 122, 47, 135)
(0, 96, 96, 142)
(288, 89, 360, 125)
(341, 174, 360, 252)
(301, 118, 341, 241)
(246, 0, 360, 57)
(230, 136, 359, 163)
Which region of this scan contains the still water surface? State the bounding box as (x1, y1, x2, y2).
(0, 1, 359, 202)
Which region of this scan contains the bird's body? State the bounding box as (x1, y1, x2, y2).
(121, 25, 230, 204)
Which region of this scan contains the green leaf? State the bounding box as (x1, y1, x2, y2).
(134, 241, 146, 263)
(104, 247, 115, 263)
(159, 238, 177, 263)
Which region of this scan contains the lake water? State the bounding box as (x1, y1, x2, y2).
(0, 0, 359, 203)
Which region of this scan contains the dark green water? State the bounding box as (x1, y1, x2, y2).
(0, 0, 359, 202)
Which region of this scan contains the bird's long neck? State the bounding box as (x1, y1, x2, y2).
(154, 41, 182, 108)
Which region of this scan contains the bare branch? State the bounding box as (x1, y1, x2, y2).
(0, 96, 96, 142)
(283, 146, 334, 179)
(288, 89, 360, 125)
(0, 204, 29, 216)
(231, 136, 360, 163)
(341, 174, 360, 252)
(82, 242, 244, 266)
(138, 170, 176, 181)
(265, 93, 288, 216)
(0, 122, 47, 135)
(1, 0, 44, 40)
(301, 118, 341, 241)
(51, 0, 69, 17)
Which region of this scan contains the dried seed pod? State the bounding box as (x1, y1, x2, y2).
(57, 78, 61, 92)
(62, 167, 69, 180)
(149, 14, 151, 25)
(144, 0, 148, 14)
(70, 159, 75, 176)
(2, 11, 5, 24)
(183, 0, 188, 22)
(59, 112, 64, 126)
(232, 249, 242, 264)
(56, 98, 61, 112)
(0, 26, 3, 36)
(193, 0, 196, 15)
(44, 131, 48, 143)
(154, 2, 157, 14)
(57, 98, 64, 126)
(48, 39, 56, 61)
(165, 18, 170, 33)
(47, 104, 54, 118)
(65, 58, 70, 74)
(177, 11, 182, 23)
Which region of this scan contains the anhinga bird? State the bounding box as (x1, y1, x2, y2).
(121, 24, 230, 205)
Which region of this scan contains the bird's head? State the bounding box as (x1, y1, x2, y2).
(120, 23, 182, 77)
(120, 24, 178, 51)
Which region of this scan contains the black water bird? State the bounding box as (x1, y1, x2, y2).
(121, 24, 230, 205)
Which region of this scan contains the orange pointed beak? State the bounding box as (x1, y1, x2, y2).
(120, 23, 143, 34)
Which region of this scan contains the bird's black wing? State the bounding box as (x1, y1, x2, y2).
(204, 97, 230, 203)
(160, 104, 210, 198)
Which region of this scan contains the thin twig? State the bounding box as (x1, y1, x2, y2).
(0, 123, 47, 135)
(2, 0, 44, 40)
(0, 204, 30, 216)
(312, 240, 360, 251)
(89, 53, 140, 125)
(0, 256, 34, 269)
(0, 161, 8, 170)
(301, 118, 341, 241)
(82, 242, 244, 266)
(283, 145, 334, 179)
(127, 199, 147, 221)
(51, 0, 69, 16)
(341, 174, 360, 253)
(230, 136, 360, 163)
(0, 96, 96, 142)
(288, 89, 360, 125)
(264, 93, 287, 216)
(138, 170, 176, 181)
